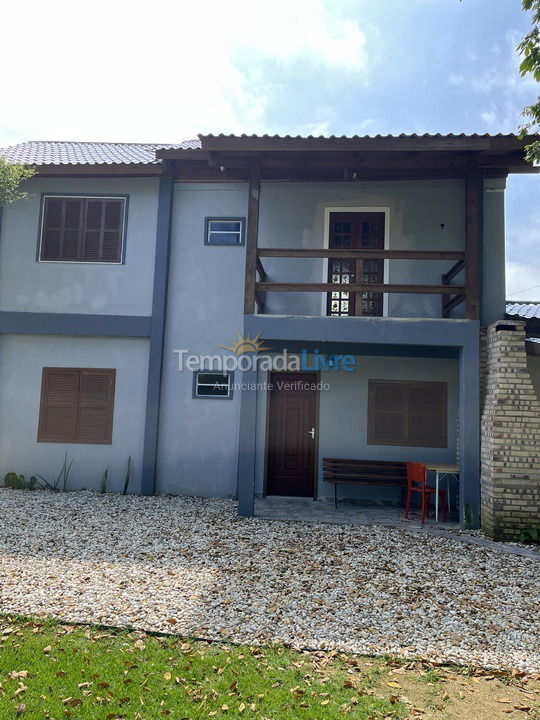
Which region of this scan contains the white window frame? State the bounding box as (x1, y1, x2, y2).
(205, 217, 245, 246)
(322, 206, 390, 317)
(193, 371, 234, 399)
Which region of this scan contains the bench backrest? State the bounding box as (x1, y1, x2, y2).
(322, 458, 407, 483)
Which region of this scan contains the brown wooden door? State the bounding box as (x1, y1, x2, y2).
(266, 372, 318, 497)
(327, 211, 385, 317)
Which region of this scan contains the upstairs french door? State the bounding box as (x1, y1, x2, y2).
(327, 211, 385, 317)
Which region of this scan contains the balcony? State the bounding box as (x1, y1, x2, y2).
(253, 248, 467, 320)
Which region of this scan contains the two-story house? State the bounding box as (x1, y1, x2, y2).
(0, 134, 536, 529)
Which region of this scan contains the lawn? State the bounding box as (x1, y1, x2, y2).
(0, 618, 539, 720)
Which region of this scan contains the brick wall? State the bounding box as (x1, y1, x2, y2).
(481, 320, 540, 540)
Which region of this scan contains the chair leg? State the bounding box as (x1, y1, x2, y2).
(405, 489, 412, 519)
(420, 492, 426, 523)
(441, 492, 447, 522)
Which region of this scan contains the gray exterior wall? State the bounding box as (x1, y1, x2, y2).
(0, 177, 159, 316)
(482, 178, 507, 325)
(0, 174, 501, 508)
(0, 334, 149, 492)
(257, 178, 504, 323)
(156, 183, 247, 496)
(254, 355, 459, 504)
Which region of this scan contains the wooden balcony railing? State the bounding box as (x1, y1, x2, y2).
(252, 248, 467, 317)
(243, 166, 482, 320)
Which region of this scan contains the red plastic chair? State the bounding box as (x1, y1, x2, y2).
(405, 462, 446, 523)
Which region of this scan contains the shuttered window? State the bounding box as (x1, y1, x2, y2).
(40, 196, 126, 263)
(368, 380, 447, 448)
(38, 368, 115, 444)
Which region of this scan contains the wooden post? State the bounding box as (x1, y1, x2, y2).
(465, 167, 483, 321)
(244, 168, 261, 315)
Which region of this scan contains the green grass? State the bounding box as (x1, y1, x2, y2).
(0, 617, 407, 719)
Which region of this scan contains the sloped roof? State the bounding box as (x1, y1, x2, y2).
(506, 302, 540, 320)
(0, 140, 201, 166)
(195, 132, 533, 153)
(202, 132, 518, 141)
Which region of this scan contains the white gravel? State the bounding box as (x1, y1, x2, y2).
(0, 489, 538, 672)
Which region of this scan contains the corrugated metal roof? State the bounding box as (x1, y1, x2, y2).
(201, 132, 518, 140)
(0, 140, 201, 166)
(506, 302, 540, 320)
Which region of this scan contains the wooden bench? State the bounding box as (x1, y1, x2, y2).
(322, 458, 407, 508)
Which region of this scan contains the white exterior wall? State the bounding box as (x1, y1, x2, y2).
(0, 176, 159, 316)
(0, 335, 149, 492)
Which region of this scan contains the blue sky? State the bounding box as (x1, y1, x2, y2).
(1, 0, 538, 299)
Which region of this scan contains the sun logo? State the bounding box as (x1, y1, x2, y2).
(218, 331, 270, 356)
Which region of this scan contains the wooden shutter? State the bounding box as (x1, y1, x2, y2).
(101, 200, 124, 262)
(38, 368, 115, 444)
(368, 380, 447, 448)
(41, 197, 125, 262)
(77, 370, 115, 443)
(408, 382, 447, 448)
(38, 368, 79, 442)
(41, 197, 84, 261)
(368, 381, 408, 445)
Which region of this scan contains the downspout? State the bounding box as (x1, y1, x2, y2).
(141, 163, 174, 495)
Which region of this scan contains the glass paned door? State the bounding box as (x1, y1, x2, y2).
(327, 212, 385, 317)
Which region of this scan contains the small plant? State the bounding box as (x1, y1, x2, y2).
(519, 526, 540, 545)
(421, 668, 440, 684)
(464, 503, 474, 529)
(122, 456, 132, 495)
(36, 452, 73, 492)
(101, 467, 109, 494)
(3, 473, 37, 490)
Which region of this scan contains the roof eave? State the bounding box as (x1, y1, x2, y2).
(32, 162, 163, 176)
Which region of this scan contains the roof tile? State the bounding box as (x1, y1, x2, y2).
(0, 140, 201, 166)
(506, 302, 540, 320)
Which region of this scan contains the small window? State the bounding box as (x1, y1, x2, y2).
(368, 380, 447, 448)
(40, 196, 126, 263)
(205, 218, 245, 246)
(193, 371, 234, 399)
(38, 368, 116, 444)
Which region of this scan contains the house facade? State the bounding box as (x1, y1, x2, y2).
(0, 134, 537, 529)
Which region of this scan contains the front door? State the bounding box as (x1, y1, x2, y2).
(327, 211, 385, 317)
(266, 372, 318, 497)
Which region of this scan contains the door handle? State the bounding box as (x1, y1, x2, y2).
(308, 428, 315, 439)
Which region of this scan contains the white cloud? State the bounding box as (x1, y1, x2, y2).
(506, 206, 540, 300)
(506, 261, 540, 301)
(0, 0, 370, 146)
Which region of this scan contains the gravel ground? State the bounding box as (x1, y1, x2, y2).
(0, 489, 538, 672)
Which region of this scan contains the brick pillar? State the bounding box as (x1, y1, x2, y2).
(481, 320, 540, 540)
(479, 327, 488, 414)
